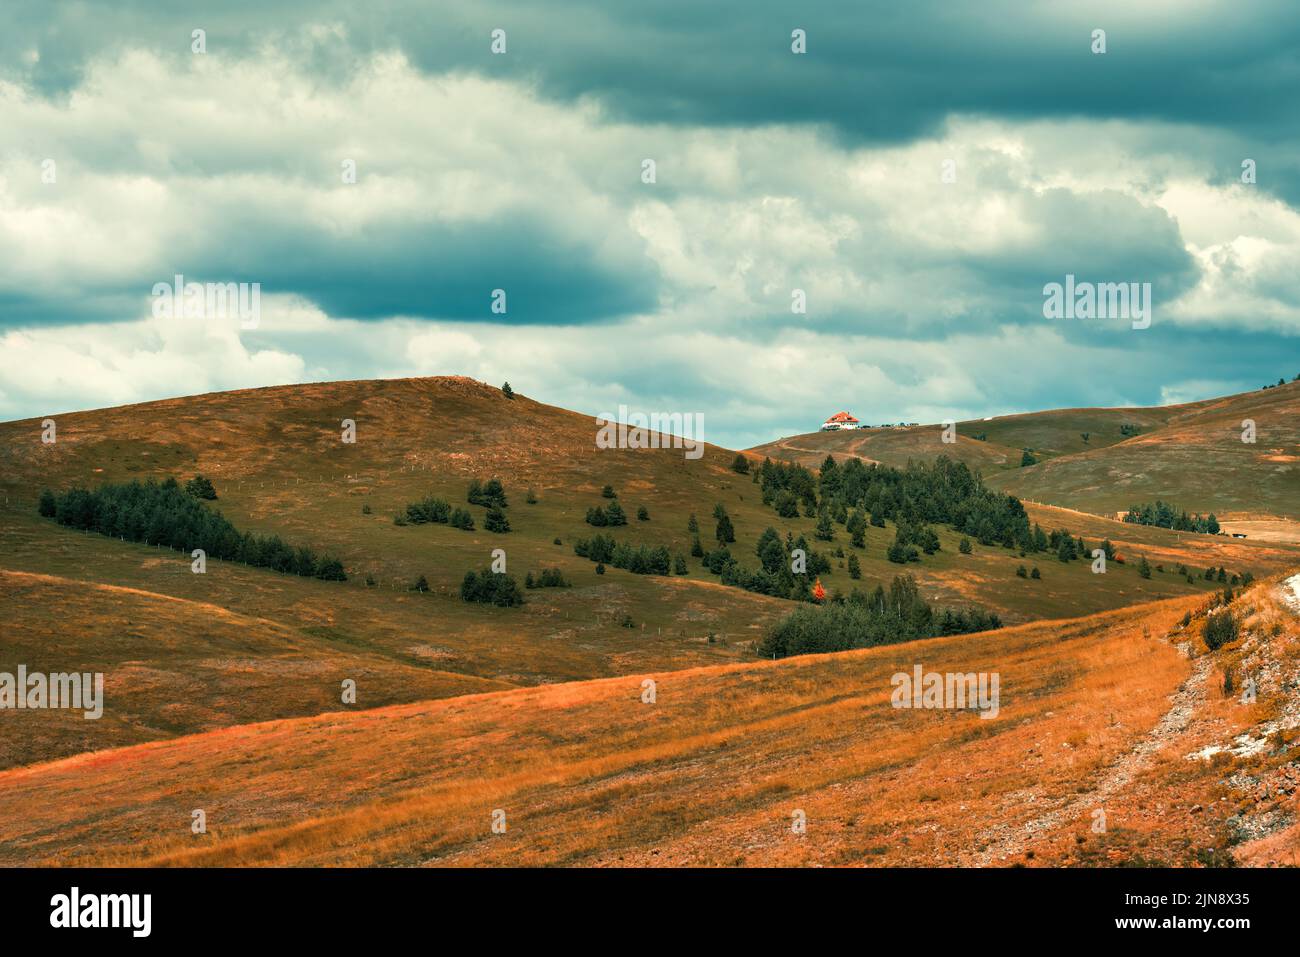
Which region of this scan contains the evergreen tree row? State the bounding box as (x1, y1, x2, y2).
(397, 497, 476, 530)
(39, 479, 346, 580)
(1123, 500, 1220, 534)
(573, 534, 675, 575)
(525, 568, 571, 588)
(459, 569, 524, 606)
(758, 574, 1001, 658)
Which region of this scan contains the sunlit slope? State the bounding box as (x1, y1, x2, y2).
(0, 570, 512, 770)
(0, 594, 1212, 867)
(993, 380, 1300, 519)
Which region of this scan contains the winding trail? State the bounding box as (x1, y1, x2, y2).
(969, 650, 1213, 866)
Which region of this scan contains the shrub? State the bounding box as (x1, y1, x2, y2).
(450, 508, 475, 530)
(1203, 609, 1238, 651)
(185, 475, 218, 500)
(731, 454, 750, 474)
(959, 537, 972, 554)
(601, 484, 616, 499)
(527, 568, 570, 588)
(1030, 566, 1041, 579)
(413, 575, 430, 593)
(637, 505, 649, 521)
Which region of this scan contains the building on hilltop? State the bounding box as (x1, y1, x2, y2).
(820, 411, 860, 431)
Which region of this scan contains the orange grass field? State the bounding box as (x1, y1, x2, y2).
(1, 580, 1295, 868)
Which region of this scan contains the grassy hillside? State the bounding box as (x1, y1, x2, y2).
(993, 380, 1300, 520)
(0, 569, 511, 770)
(3, 582, 1293, 867)
(2, 378, 1287, 656)
(751, 381, 1300, 521)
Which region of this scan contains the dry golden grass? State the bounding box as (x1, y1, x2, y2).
(0, 593, 1212, 867)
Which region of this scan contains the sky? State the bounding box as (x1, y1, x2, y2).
(1, 1, 1298, 449)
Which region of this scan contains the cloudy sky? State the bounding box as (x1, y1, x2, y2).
(2, 1, 1298, 448)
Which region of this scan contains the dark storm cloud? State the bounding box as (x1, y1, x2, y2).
(0, 210, 659, 328)
(7, 1, 1299, 143)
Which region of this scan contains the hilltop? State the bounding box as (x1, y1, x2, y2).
(751, 380, 1300, 526)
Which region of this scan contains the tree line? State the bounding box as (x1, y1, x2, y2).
(758, 574, 1001, 658)
(1123, 500, 1220, 534)
(39, 478, 346, 580)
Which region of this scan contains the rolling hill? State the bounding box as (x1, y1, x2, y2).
(1, 376, 1297, 867)
(751, 380, 1300, 524)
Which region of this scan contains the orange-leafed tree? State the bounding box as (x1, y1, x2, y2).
(812, 578, 826, 602)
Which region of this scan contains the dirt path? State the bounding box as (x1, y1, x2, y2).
(1282, 572, 1300, 613)
(968, 649, 1213, 866)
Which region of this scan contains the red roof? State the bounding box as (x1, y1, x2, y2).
(825, 411, 859, 423)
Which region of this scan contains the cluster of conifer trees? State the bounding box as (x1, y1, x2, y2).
(400, 477, 511, 531)
(758, 574, 1001, 658)
(758, 455, 1035, 551)
(573, 533, 678, 575)
(459, 568, 524, 605)
(38, 478, 346, 580)
(1123, 500, 1220, 534)
(525, 568, 571, 588)
(399, 496, 475, 529)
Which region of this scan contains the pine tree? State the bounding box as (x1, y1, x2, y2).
(502, 381, 514, 399)
(484, 506, 511, 533)
(605, 501, 628, 526)
(847, 553, 862, 579)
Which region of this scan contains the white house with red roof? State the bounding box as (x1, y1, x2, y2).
(820, 411, 860, 431)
